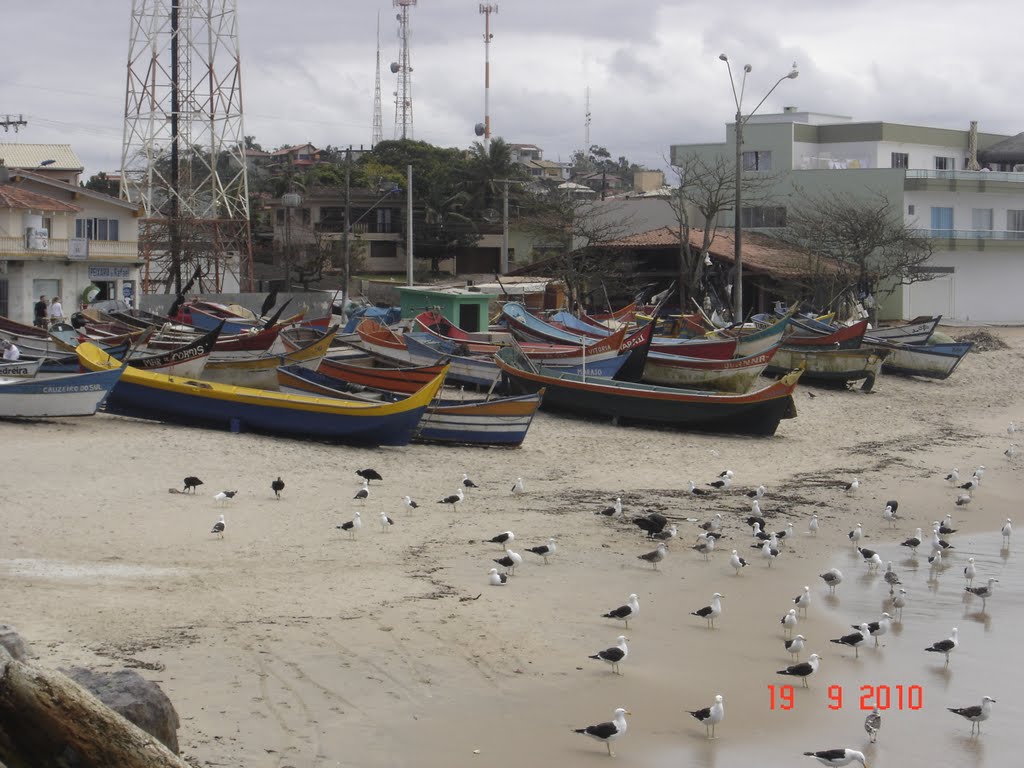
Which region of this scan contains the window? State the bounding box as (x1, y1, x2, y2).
(891, 152, 909, 169)
(741, 206, 787, 228)
(376, 207, 393, 233)
(930, 207, 953, 234)
(75, 218, 120, 241)
(908, 204, 915, 215)
(971, 208, 993, 235)
(1008, 210, 1024, 239)
(41, 217, 53, 235)
(301, 208, 311, 225)
(275, 209, 285, 225)
(934, 156, 955, 170)
(741, 150, 772, 171)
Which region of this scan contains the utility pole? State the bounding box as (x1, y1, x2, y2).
(343, 146, 352, 304)
(0, 115, 28, 132)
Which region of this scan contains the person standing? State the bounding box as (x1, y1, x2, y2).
(33, 294, 48, 328)
(49, 296, 64, 326)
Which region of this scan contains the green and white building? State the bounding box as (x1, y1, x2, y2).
(671, 110, 1024, 322)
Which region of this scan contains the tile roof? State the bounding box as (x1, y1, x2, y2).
(0, 184, 82, 212)
(0, 144, 83, 171)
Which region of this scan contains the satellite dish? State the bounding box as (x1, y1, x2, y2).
(474, 123, 486, 136)
(481, 208, 500, 224)
(390, 62, 400, 73)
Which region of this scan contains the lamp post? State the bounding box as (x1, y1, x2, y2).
(719, 54, 798, 321)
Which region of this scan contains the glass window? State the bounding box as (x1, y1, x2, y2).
(891, 152, 909, 169)
(1008, 210, 1024, 233)
(74, 218, 119, 241)
(742, 150, 772, 171)
(935, 156, 955, 170)
(908, 204, 915, 215)
(971, 208, 993, 232)
(741, 206, 787, 228)
(930, 207, 953, 233)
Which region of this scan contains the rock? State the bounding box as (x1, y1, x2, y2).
(63, 667, 180, 754)
(0, 623, 28, 661)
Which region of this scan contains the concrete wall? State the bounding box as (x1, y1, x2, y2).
(903, 249, 1024, 324)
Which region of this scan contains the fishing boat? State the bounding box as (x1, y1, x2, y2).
(765, 346, 888, 391)
(640, 346, 780, 393)
(126, 322, 223, 378)
(494, 346, 801, 436)
(76, 342, 442, 446)
(201, 328, 338, 389)
(0, 359, 43, 378)
(867, 316, 941, 345)
(0, 365, 124, 418)
(871, 341, 971, 380)
(783, 318, 869, 349)
(319, 356, 449, 395)
(276, 365, 544, 446)
(708, 313, 792, 357)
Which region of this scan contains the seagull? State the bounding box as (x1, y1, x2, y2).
(802, 748, 867, 767)
(927, 549, 943, 569)
(488, 531, 515, 548)
(780, 608, 798, 637)
(511, 477, 526, 496)
(843, 477, 859, 494)
(271, 477, 285, 499)
(210, 514, 225, 538)
(944, 467, 960, 485)
(924, 627, 958, 665)
(891, 588, 907, 620)
(493, 548, 523, 575)
(693, 534, 715, 561)
(973, 464, 986, 483)
(353, 479, 369, 501)
(356, 468, 383, 483)
(882, 500, 899, 527)
(729, 549, 748, 575)
(526, 538, 557, 564)
(337, 511, 362, 539)
(652, 525, 678, 542)
(955, 492, 972, 507)
(751, 522, 771, 542)
(214, 490, 237, 506)
(1004, 443, 1018, 460)
(785, 634, 806, 659)
(848, 523, 863, 548)
(965, 578, 998, 610)
(699, 513, 723, 532)
(762, 540, 780, 567)
(588, 635, 628, 675)
(573, 707, 629, 757)
(688, 694, 725, 739)
(777, 653, 820, 688)
(633, 513, 669, 538)
(688, 480, 710, 496)
(939, 515, 957, 535)
(639, 542, 668, 570)
(900, 528, 923, 555)
(707, 475, 732, 489)
(183, 476, 203, 493)
(959, 477, 980, 492)
(793, 586, 811, 616)
(745, 484, 766, 499)
(831, 623, 870, 658)
(856, 613, 892, 646)
(1009, 421, 1019, 435)
(931, 525, 954, 553)
(857, 546, 878, 563)
(963, 557, 977, 585)
(820, 568, 843, 594)
(864, 708, 882, 743)
(717, 469, 735, 478)
(691, 593, 724, 629)
(747, 503, 764, 525)
(1002, 518, 1012, 545)
(603, 594, 639, 628)
(599, 497, 623, 517)
(403, 495, 419, 511)
(948, 696, 996, 735)
(462, 473, 478, 488)
(379, 511, 394, 532)
(438, 488, 464, 508)
(883, 563, 901, 593)
(808, 514, 819, 536)
(487, 568, 508, 586)
(774, 522, 795, 547)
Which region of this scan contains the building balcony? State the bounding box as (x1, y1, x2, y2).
(910, 228, 1024, 251)
(905, 169, 1024, 192)
(0, 236, 140, 261)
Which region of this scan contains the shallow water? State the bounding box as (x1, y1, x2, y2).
(0, 557, 186, 581)
(656, 531, 1020, 767)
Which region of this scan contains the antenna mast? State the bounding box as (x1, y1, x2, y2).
(391, 0, 417, 141)
(371, 11, 383, 147)
(585, 86, 591, 149)
(477, 4, 497, 150)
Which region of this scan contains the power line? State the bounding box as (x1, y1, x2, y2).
(1, 114, 28, 132)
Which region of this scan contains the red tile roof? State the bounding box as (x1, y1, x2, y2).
(0, 184, 82, 213)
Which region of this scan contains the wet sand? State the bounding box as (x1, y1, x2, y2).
(0, 325, 1021, 767)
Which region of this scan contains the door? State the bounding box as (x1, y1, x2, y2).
(458, 303, 480, 333)
(908, 273, 954, 319)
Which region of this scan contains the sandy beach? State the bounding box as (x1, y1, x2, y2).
(2, 325, 1022, 767)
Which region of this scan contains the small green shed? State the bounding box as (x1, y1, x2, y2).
(396, 286, 492, 333)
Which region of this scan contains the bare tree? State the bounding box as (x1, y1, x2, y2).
(773, 190, 935, 312)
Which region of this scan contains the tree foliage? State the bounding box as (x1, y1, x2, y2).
(82, 172, 119, 198)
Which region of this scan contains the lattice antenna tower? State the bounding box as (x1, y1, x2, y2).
(391, 0, 417, 140)
(371, 11, 384, 147)
(121, 0, 253, 294)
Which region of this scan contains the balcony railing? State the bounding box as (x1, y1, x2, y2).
(906, 170, 1024, 183)
(910, 228, 1024, 240)
(0, 236, 140, 260)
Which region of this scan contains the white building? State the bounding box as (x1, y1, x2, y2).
(672, 110, 1024, 323)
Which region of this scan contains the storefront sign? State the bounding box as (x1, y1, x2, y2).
(88, 266, 131, 279)
(68, 238, 89, 261)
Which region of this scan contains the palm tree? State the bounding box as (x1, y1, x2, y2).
(461, 137, 523, 212)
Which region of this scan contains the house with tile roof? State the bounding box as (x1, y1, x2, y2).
(0, 144, 84, 185)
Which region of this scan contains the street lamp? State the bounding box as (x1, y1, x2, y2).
(719, 53, 798, 321)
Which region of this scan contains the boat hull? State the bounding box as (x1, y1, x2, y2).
(874, 341, 971, 379)
(766, 347, 886, 390)
(641, 347, 778, 393)
(0, 366, 123, 418)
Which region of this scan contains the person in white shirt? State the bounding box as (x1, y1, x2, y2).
(1, 341, 19, 361)
(49, 296, 64, 325)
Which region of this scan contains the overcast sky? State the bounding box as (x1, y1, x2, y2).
(3, 0, 1020, 180)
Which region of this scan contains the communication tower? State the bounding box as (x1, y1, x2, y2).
(390, 0, 417, 140)
(372, 12, 384, 147)
(585, 86, 592, 149)
(121, 0, 253, 295)
(475, 4, 498, 149)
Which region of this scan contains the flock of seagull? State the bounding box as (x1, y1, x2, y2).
(175, 421, 1017, 765)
